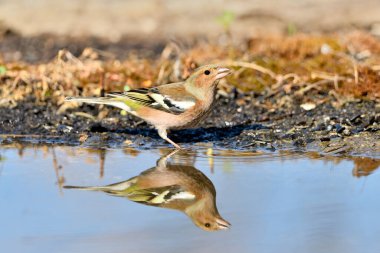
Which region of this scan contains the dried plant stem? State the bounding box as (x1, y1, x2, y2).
(311, 71, 346, 90)
(52, 147, 64, 194)
(351, 59, 359, 84)
(223, 60, 277, 80)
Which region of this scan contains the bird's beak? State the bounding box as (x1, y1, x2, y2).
(215, 67, 231, 80)
(216, 217, 231, 230)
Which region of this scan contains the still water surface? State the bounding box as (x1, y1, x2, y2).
(0, 145, 379, 253)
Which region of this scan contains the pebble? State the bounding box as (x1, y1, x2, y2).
(343, 129, 351, 136)
(335, 124, 345, 134)
(57, 124, 73, 133)
(312, 123, 326, 131)
(293, 138, 307, 147)
(300, 103, 316, 111)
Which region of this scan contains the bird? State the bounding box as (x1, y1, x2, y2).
(64, 149, 231, 231)
(65, 65, 231, 149)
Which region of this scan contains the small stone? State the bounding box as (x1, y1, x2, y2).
(83, 135, 102, 145)
(300, 103, 316, 111)
(343, 129, 351, 136)
(320, 137, 330, 142)
(57, 124, 73, 133)
(323, 144, 350, 154)
(375, 115, 380, 123)
(375, 104, 380, 113)
(352, 127, 364, 134)
(79, 133, 88, 143)
(369, 116, 375, 125)
(123, 139, 133, 146)
(293, 138, 306, 147)
(320, 43, 332, 55)
(312, 123, 326, 131)
(350, 114, 360, 121)
(335, 124, 345, 134)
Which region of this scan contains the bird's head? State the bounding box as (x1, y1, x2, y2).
(187, 65, 231, 89)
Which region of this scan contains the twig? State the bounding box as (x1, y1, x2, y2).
(335, 51, 359, 85)
(99, 149, 106, 178)
(294, 79, 332, 96)
(223, 60, 277, 80)
(52, 147, 64, 194)
(311, 71, 346, 90)
(73, 112, 96, 120)
(334, 74, 339, 90)
(156, 64, 167, 84)
(100, 71, 105, 97)
(349, 57, 359, 84)
(271, 73, 301, 91)
(311, 71, 346, 81)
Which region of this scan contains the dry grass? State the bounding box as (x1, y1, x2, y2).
(0, 31, 379, 112)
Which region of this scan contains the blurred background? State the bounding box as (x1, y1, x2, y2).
(1, 0, 379, 40)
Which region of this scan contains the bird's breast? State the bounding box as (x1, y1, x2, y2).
(173, 99, 215, 129)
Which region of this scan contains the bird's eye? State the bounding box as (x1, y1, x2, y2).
(205, 223, 211, 228)
(204, 70, 210, 75)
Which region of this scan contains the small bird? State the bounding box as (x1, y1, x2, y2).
(64, 150, 230, 231)
(65, 65, 231, 148)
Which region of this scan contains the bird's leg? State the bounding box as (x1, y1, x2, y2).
(156, 149, 180, 169)
(157, 128, 182, 149)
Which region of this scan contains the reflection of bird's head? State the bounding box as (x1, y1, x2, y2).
(187, 199, 231, 231)
(194, 215, 231, 232)
(184, 187, 231, 231)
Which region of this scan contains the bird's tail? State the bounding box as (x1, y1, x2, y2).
(63, 178, 138, 195)
(65, 96, 112, 104)
(65, 96, 132, 112)
(63, 185, 107, 191)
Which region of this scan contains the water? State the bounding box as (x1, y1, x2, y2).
(0, 145, 380, 253)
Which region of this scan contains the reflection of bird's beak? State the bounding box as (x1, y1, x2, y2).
(216, 217, 231, 230)
(215, 67, 231, 80)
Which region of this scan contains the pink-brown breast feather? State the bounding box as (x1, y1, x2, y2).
(135, 98, 215, 129)
(135, 85, 217, 129)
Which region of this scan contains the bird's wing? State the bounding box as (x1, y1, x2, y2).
(108, 83, 197, 115)
(127, 185, 196, 205)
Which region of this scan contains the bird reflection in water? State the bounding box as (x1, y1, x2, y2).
(64, 149, 230, 231)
